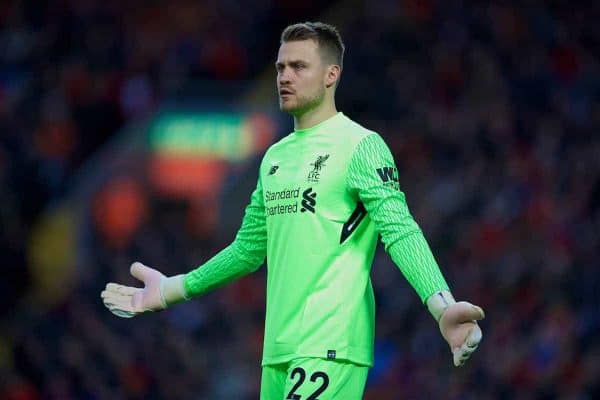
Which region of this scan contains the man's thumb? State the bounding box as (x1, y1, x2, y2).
(451, 302, 486, 322)
(130, 262, 153, 283)
(464, 303, 485, 321)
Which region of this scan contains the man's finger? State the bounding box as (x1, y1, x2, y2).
(102, 294, 133, 310)
(102, 294, 139, 318)
(454, 347, 474, 366)
(466, 324, 482, 346)
(452, 325, 482, 367)
(471, 305, 485, 320)
(107, 305, 137, 318)
(455, 352, 472, 367)
(106, 283, 137, 296)
(130, 262, 152, 283)
(101, 290, 132, 304)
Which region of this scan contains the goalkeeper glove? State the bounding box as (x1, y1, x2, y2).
(427, 291, 485, 367)
(100, 262, 189, 318)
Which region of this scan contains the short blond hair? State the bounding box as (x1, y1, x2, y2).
(280, 22, 345, 70)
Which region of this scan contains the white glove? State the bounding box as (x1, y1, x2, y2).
(101, 262, 188, 318)
(427, 291, 485, 367)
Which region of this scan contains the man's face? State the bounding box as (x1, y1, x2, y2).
(276, 40, 327, 116)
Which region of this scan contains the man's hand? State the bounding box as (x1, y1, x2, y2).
(439, 302, 485, 367)
(101, 262, 167, 318)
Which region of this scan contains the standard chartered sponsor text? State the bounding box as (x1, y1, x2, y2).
(265, 187, 301, 216)
(264, 187, 301, 202)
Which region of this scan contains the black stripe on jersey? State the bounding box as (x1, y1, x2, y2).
(340, 202, 367, 244)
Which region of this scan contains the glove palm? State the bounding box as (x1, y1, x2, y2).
(101, 262, 166, 318)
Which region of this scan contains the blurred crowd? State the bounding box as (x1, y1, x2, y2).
(1, 1, 599, 399)
(0, 0, 318, 278)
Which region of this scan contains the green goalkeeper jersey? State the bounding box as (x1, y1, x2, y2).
(184, 112, 449, 367)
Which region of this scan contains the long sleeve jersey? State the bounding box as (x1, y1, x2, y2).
(184, 112, 449, 367)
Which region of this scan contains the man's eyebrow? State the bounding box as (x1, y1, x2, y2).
(275, 59, 309, 67)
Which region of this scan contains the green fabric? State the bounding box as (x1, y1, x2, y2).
(346, 134, 450, 301)
(260, 357, 369, 400)
(184, 112, 449, 367)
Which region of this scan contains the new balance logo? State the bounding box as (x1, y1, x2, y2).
(268, 165, 279, 175)
(300, 188, 317, 213)
(376, 166, 399, 183)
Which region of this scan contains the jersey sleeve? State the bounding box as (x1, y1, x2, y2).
(183, 175, 267, 297)
(346, 133, 449, 302)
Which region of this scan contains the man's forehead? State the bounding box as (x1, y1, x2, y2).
(277, 40, 320, 62)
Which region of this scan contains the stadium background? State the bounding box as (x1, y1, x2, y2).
(1, 1, 598, 398)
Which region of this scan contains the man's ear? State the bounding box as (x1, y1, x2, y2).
(325, 65, 341, 88)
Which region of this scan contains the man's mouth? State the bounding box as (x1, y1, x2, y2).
(279, 88, 294, 96)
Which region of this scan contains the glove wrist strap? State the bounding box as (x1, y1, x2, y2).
(426, 290, 456, 322)
(160, 275, 189, 308)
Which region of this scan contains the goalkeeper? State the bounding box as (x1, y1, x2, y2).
(101, 22, 485, 399)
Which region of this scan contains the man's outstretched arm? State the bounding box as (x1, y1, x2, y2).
(101, 175, 268, 317)
(346, 133, 485, 367)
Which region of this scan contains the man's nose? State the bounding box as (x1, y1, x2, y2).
(279, 70, 292, 85)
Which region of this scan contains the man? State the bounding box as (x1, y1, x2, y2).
(101, 22, 485, 399)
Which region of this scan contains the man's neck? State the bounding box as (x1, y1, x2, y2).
(293, 102, 338, 131)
